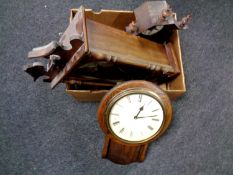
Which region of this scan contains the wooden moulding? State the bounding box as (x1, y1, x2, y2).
(66, 9, 186, 101)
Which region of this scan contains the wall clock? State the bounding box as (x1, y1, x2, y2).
(97, 80, 172, 164)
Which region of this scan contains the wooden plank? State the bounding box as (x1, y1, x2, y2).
(86, 19, 176, 74)
(51, 44, 86, 89)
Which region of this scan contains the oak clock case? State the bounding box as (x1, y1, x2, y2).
(98, 80, 172, 164)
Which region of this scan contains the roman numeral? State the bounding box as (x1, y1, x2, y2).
(113, 121, 120, 126)
(147, 100, 152, 106)
(152, 109, 159, 112)
(127, 96, 131, 103)
(119, 128, 125, 134)
(147, 125, 154, 130)
(130, 131, 133, 137)
(139, 94, 142, 102)
(152, 118, 159, 121)
(151, 115, 158, 117)
(111, 113, 119, 116)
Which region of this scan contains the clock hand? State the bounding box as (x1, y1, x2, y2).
(134, 105, 145, 119)
(136, 115, 158, 119)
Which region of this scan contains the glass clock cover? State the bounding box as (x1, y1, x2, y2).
(108, 93, 164, 142)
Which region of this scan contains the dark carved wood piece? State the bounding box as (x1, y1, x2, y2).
(24, 3, 187, 91)
(51, 44, 86, 89)
(28, 41, 59, 58)
(23, 62, 48, 81)
(58, 6, 86, 50)
(126, 1, 191, 35)
(24, 7, 86, 87)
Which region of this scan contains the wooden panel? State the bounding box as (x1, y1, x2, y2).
(66, 89, 108, 101)
(86, 19, 175, 73)
(166, 90, 185, 101)
(71, 9, 135, 31)
(85, 10, 135, 31)
(102, 136, 148, 164)
(166, 30, 186, 94)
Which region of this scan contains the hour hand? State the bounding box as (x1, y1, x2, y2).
(136, 115, 158, 119)
(134, 105, 145, 119)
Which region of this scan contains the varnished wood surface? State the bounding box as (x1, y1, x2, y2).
(102, 136, 149, 164)
(86, 19, 175, 71)
(71, 9, 135, 31)
(166, 30, 186, 94)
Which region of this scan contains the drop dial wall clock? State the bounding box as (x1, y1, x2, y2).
(98, 80, 172, 164)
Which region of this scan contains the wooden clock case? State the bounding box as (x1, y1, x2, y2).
(97, 80, 172, 164)
(66, 9, 186, 101)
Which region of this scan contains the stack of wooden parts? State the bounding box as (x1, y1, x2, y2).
(24, 3, 187, 101)
(66, 8, 186, 101)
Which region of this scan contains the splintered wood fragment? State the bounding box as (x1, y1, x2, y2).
(177, 14, 192, 29)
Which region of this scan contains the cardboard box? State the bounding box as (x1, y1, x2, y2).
(66, 9, 186, 101)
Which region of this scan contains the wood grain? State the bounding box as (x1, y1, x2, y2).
(102, 136, 148, 164)
(86, 19, 176, 74)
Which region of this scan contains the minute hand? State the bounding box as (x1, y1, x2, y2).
(136, 115, 158, 119)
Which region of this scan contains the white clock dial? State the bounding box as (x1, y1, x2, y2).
(108, 93, 164, 142)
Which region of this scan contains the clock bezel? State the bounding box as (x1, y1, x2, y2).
(97, 80, 172, 146)
(105, 89, 165, 144)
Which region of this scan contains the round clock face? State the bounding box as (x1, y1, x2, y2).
(107, 92, 164, 143)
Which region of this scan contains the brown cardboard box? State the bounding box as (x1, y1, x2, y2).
(66, 9, 186, 101)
